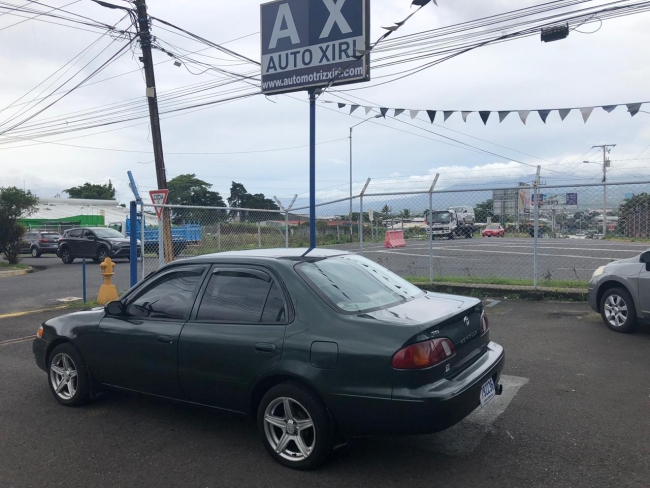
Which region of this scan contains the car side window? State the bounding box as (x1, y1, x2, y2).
(127, 267, 205, 320)
(196, 269, 284, 324)
(68, 230, 82, 238)
(83, 230, 94, 239)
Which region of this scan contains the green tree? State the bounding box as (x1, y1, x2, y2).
(227, 182, 280, 222)
(0, 187, 39, 264)
(398, 209, 411, 219)
(167, 174, 226, 224)
(618, 193, 649, 237)
(64, 181, 115, 199)
(474, 199, 495, 224)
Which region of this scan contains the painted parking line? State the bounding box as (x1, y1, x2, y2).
(0, 335, 35, 346)
(425, 375, 529, 456)
(0, 306, 68, 321)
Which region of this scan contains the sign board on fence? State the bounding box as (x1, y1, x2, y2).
(368, 209, 374, 222)
(260, 0, 370, 94)
(149, 190, 169, 219)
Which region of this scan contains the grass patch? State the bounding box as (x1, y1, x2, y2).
(604, 236, 650, 244)
(0, 262, 30, 270)
(404, 275, 588, 289)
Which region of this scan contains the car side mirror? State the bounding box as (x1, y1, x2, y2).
(641, 251, 650, 264)
(105, 301, 125, 316)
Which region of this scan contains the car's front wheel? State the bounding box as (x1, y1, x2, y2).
(60, 247, 74, 264)
(97, 247, 109, 263)
(258, 382, 334, 470)
(601, 287, 638, 333)
(31, 247, 41, 258)
(48, 343, 91, 406)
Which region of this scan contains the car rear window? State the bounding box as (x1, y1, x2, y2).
(487, 225, 500, 230)
(42, 233, 60, 238)
(296, 255, 423, 313)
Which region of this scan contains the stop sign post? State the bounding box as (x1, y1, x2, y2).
(150, 190, 170, 267)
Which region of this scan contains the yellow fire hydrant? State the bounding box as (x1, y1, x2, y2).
(97, 258, 119, 305)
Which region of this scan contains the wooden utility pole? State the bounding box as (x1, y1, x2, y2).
(134, 0, 174, 263)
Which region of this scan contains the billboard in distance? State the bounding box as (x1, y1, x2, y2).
(261, 0, 370, 94)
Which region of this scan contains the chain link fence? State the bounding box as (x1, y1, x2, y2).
(135, 180, 649, 289)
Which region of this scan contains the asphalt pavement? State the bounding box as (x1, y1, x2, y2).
(1, 300, 648, 487)
(334, 237, 650, 281)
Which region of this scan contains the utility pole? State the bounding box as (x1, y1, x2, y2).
(591, 144, 615, 237)
(134, 0, 174, 263)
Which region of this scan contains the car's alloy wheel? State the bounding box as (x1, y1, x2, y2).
(61, 248, 74, 264)
(31, 247, 40, 258)
(97, 247, 109, 262)
(601, 288, 638, 333)
(49, 353, 78, 401)
(264, 397, 315, 462)
(258, 383, 334, 469)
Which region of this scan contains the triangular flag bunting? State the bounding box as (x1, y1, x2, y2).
(518, 110, 531, 124)
(602, 105, 617, 113)
(356, 49, 370, 55)
(538, 110, 551, 124)
(627, 103, 642, 116)
(559, 109, 571, 120)
(380, 107, 389, 118)
(323, 101, 333, 104)
(426, 110, 436, 123)
(579, 106, 594, 122)
(498, 111, 511, 122)
(479, 111, 491, 125)
(350, 105, 360, 114)
(410, 110, 420, 119)
(337, 103, 346, 109)
(394, 109, 405, 117)
(382, 25, 399, 31)
(461, 111, 472, 122)
(364, 106, 373, 115)
(443, 111, 455, 122)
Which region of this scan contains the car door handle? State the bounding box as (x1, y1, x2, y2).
(157, 335, 174, 344)
(255, 343, 275, 353)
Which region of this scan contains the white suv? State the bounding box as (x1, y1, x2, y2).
(449, 206, 475, 225)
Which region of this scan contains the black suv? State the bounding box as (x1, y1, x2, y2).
(57, 227, 140, 264)
(20, 231, 61, 257)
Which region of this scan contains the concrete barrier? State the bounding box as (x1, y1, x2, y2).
(384, 230, 406, 248)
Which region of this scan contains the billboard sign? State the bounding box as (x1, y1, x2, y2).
(261, 0, 370, 94)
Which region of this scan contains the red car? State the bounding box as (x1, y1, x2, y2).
(482, 224, 505, 237)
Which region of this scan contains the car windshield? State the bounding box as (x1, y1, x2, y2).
(487, 225, 500, 230)
(296, 255, 423, 313)
(430, 212, 450, 224)
(93, 228, 125, 238)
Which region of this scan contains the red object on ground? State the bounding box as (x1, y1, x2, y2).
(384, 230, 406, 248)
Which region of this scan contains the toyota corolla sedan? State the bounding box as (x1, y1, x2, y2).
(33, 248, 505, 469)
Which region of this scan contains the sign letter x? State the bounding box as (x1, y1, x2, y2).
(319, 0, 352, 39)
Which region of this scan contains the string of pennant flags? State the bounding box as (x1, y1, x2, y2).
(323, 100, 648, 124)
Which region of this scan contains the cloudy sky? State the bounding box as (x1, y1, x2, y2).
(0, 0, 648, 205)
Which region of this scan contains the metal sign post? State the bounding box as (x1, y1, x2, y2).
(261, 0, 370, 250)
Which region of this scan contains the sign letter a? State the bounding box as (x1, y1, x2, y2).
(269, 3, 301, 49)
(320, 0, 352, 39)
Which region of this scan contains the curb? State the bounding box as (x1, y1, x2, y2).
(412, 281, 588, 301)
(0, 266, 33, 279)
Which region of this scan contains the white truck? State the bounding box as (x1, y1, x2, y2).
(425, 207, 475, 239)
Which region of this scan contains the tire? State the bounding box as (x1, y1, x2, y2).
(600, 287, 638, 333)
(60, 247, 75, 264)
(97, 247, 109, 263)
(47, 343, 92, 407)
(257, 382, 334, 470)
(31, 247, 41, 258)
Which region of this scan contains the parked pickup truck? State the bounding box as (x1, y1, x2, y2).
(108, 217, 201, 257)
(425, 209, 475, 239)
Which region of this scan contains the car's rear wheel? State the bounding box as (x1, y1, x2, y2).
(258, 382, 333, 470)
(60, 247, 74, 264)
(48, 343, 91, 406)
(601, 287, 638, 333)
(31, 247, 41, 258)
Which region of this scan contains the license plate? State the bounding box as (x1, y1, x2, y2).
(480, 378, 495, 407)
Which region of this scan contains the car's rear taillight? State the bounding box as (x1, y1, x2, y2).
(391, 338, 456, 369)
(38, 239, 47, 243)
(480, 311, 489, 335)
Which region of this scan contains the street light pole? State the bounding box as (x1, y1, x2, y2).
(586, 144, 615, 237)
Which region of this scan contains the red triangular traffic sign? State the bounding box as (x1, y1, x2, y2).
(149, 189, 169, 219)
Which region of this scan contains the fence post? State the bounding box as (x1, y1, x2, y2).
(429, 174, 439, 284)
(129, 201, 138, 286)
(258, 223, 262, 248)
(533, 166, 541, 290)
(140, 202, 145, 281)
(359, 178, 371, 255)
(217, 222, 221, 253)
(275, 194, 297, 249)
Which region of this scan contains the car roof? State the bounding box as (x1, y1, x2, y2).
(179, 248, 349, 264)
